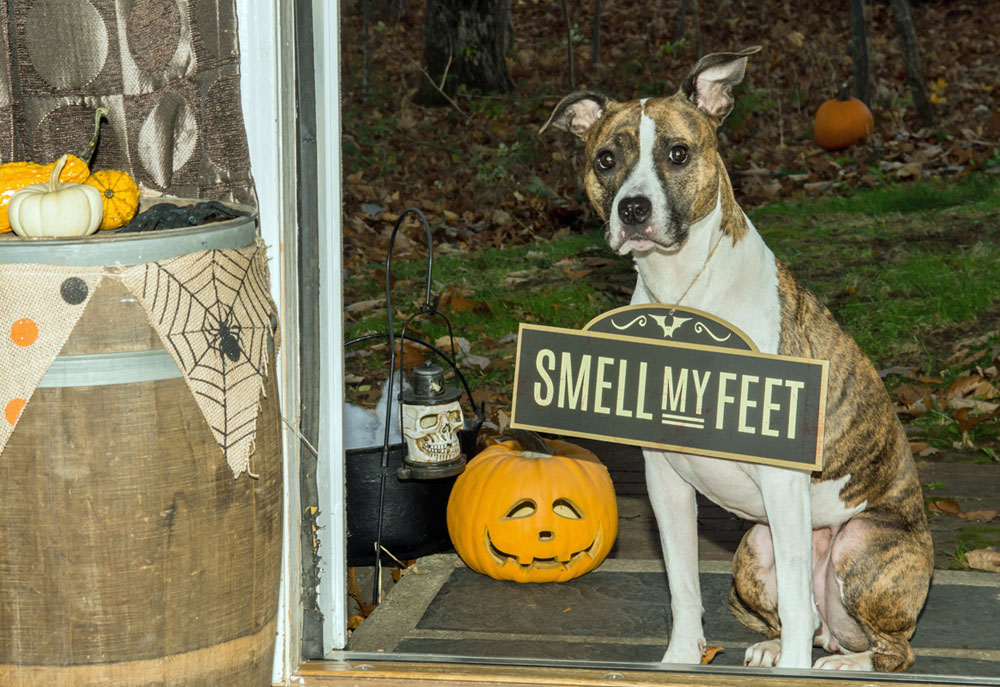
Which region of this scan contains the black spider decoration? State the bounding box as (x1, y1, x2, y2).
(208, 311, 243, 363)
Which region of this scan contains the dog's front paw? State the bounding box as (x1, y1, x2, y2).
(662, 637, 706, 665)
(744, 639, 781, 667)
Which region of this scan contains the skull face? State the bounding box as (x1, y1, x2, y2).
(402, 401, 463, 464)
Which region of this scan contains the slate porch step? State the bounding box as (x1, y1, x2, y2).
(349, 556, 1000, 680)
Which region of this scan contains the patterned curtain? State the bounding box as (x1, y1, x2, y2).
(0, 0, 255, 206)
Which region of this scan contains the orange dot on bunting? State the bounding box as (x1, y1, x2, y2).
(4, 398, 26, 425)
(10, 318, 38, 347)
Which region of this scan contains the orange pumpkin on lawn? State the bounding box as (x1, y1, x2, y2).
(814, 90, 875, 151)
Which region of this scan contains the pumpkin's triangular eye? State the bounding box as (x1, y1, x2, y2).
(553, 498, 583, 519)
(504, 499, 536, 519)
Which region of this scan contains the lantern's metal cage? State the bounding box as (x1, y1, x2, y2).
(344, 208, 485, 602)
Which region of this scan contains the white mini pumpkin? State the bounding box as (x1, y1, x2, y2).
(9, 154, 104, 238)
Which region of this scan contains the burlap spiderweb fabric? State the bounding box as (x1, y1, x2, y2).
(120, 242, 278, 477)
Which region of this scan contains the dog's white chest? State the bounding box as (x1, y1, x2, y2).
(630, 213, 782, 356)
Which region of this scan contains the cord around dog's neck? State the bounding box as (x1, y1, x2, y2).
(668, 230, 725, 314)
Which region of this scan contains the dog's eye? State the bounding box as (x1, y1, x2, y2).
(595, 150, 616, 171)
(669, 145, 689, 165)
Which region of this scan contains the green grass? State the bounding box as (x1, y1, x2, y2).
(345, 230, 625, 390)
(348, 230, 617, 339)
(346, 173, 1000, 399)
(753, 173, 1000, 366)
(752, 173, 1000, 221)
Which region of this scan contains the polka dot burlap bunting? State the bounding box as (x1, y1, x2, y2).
(0, 266, 104, 449)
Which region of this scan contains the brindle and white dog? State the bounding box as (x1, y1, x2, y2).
(540, 47, 933, 672)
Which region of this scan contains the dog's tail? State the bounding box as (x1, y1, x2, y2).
(728, 583, 779, 639)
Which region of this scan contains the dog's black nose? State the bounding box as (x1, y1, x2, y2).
(618, 196, 652, 226)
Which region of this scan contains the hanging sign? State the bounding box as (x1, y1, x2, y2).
(510, 305, 828, 471)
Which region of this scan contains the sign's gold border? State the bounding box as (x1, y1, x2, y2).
(584, 302, 759, 352)
(511, 322, 829, 472)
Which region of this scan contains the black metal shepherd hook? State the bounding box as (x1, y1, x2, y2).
(354, 207, 483, 604)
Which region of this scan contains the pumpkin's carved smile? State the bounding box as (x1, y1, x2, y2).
(483, 524, 605, 570)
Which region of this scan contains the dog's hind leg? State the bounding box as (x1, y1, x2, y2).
(730, 524, 786, 667)
(730, 524, 781, 638)
(814, 511, 933, 672)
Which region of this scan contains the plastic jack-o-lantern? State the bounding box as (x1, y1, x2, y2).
(447, 436, 617, 583)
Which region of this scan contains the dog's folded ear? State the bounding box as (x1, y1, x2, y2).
(681, 46, 761, 121)
(539, 91, 611, 138)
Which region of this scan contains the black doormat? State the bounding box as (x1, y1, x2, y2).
(353, 558, 1000, 679)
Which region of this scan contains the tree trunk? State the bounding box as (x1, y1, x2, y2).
(414, 0, 514, 106)
(691, 0, 703, 58)
(673, 0, 688, 44)
(849, 0, 870, 105)
(889, 0, 934, 126)
(591, 0, 601, 69)
(561, 0, 575, 89)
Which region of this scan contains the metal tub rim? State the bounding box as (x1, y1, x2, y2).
(0, 197, 258, 266)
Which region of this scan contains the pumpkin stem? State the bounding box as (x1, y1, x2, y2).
(78, 107, 108, 167)
(48, 154, 69, 192)
(502, 428, 554, 456)
(838, 82, 851, 102)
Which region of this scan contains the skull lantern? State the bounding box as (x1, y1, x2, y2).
(446, 438, 618, 583)
(397, 361, 467, 479)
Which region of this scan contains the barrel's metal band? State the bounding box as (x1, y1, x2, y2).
(38, 350, 182, 388)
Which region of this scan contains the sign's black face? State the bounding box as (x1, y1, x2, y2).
(511, 306, 828, 471)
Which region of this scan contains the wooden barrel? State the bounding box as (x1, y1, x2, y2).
(0, 204, 281, 686)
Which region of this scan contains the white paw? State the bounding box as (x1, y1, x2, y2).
(744, 639, 781, 667)
(662, 637, 706, 665)
(813, 651, 874, 671)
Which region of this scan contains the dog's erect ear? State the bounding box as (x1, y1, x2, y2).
(681, 46, 761, 120)
(539, 91, 610, 138)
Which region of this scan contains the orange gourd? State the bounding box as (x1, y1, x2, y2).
(84, 169, 140, 230)
(814, 89, 874, 151)
(446, 436, 617, 583)
(0, 107, 106, 233)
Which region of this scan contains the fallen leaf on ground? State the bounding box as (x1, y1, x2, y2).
(702, 647, 725, 664)
(928, 500, 961, 515)
(462, 353, 492, 370)
(434, 335, 471, 356)
(959, 510, 999, 522)
(965, 549, 1000, 573)
(892, 383, 933, 407)
(440, 285, 492, 314)
(395, 340, 428, 369)
(959, 408, 1000, 433)
(345, 298, 386, 314)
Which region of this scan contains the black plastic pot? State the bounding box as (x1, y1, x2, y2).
(345, 423, 481, 566)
